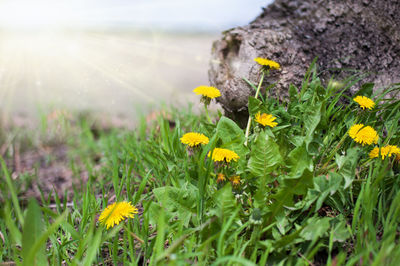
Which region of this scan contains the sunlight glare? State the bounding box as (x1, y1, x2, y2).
(0, 0, 212, 118)
(0, 0, 80, 30)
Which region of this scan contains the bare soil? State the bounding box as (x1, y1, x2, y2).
(3, 143, 87, 203)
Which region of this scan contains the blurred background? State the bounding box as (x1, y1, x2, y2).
(0, 0, 271, 125)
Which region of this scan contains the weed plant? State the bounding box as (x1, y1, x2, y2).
(0, 61, 400, 265)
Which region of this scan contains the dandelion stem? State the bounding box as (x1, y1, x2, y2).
(319, 134, 348, 174)
(204, 104, 212, 123)
(318, 117, 360, 174)
(244, 72, 265, 146)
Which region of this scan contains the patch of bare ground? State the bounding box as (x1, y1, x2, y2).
(3, 143, 88, 203)
(0, 111, 134, 203)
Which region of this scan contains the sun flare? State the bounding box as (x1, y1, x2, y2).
(0, 0, 211, 119)
(0, 1, 82, 30)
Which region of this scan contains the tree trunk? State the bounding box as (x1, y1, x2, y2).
(209, 0, 400, 126)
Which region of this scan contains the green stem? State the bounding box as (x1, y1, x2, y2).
(204, 104, 212, 123)
(318, 134, 348, 174)
(244, 72, 265, 146)
(249, 224, 261, 261)
(318, 117, 360, 174)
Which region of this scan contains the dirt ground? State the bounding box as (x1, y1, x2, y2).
(3, 144, 83, 202)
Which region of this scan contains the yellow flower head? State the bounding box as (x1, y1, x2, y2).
(254, 112, 278, 128)
(348, 124, 364, 139)
(348, 124, 379, 146)
(353, 96, 375, 110)
(208, 148, 239, 163)
(193, 86, 221, 99)
(99, 201, 138, 229)
(180, 132, 209, 147)
(369, 145, 400, 160)
(217, 173, 226, 183)
(230, 175, 241, 186)
(254, 57, 281, 70)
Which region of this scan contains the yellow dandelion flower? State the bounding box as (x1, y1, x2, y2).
(230, 175, 241, 186)
(208, 148, 239, 163)
(353, 96, 375, 110)
(217, 173, 226, 183)
(348, 124, 364, 139)
(99, 201, 138, 229)
(369, 147, 379, 159)
(193, 86, 221, 99)
(348, 124, 379, 146)
(369, 145, 400, 160)
(354, 126, 379, 146)
(180, 132, 209, 147)
(254, 57, 281, 70)
(254, 112, 278, 128)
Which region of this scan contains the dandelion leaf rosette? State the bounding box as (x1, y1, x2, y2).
(248, 131, 283, 183)
(266, 143, 314, 222)
(286, 143, 314, 182)
(300, 214, 350, 244)
(153, 184, 198, 227)
(331, 215, 351, 243)
(308, 173, 343, 211)
(210, 183, 237, 221)
(300, 216, 331, 242)
(335, 147, 360, 189)
(303, 102, 322, 151)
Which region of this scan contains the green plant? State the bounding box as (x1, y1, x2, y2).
(0, 62, 399, 265)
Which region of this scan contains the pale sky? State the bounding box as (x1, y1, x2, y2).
(0, 0, 272, 31)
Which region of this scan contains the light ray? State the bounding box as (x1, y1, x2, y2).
(0, 1, 213, 118)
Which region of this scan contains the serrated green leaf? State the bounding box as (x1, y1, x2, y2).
(210, 183, 237, 221)
(327, 173, 343, 195)
(248, 131, 283, 182)
(331, 216, 351, 242)
(315, 191, 330, 211)
(337, 147, 359, 188)
(356, 82, 374, 97)
(286, 143, 313, 178)
(267, 223, 306, 250)
(248, 96, 263, 116)
(216, 116, 248, 170)
(283, 169, 314, 196)
(216, 116, 245, 149)
(301, 217, 331, 241)
(266, 188, 295, 223)
(303, 102, 322, 149)
(153, 184, 198, 227)
(311, 173, 343, 210)
(275, 212, 290, 235)
(217, 116, 244, 142)
(266, 144, 314, 223)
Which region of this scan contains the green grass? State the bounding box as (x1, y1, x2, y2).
(1, 64, 400, 265)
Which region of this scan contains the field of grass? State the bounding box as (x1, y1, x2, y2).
(0, 62, 400, 265)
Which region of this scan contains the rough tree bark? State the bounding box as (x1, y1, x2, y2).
(209, 0, 400, 126)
